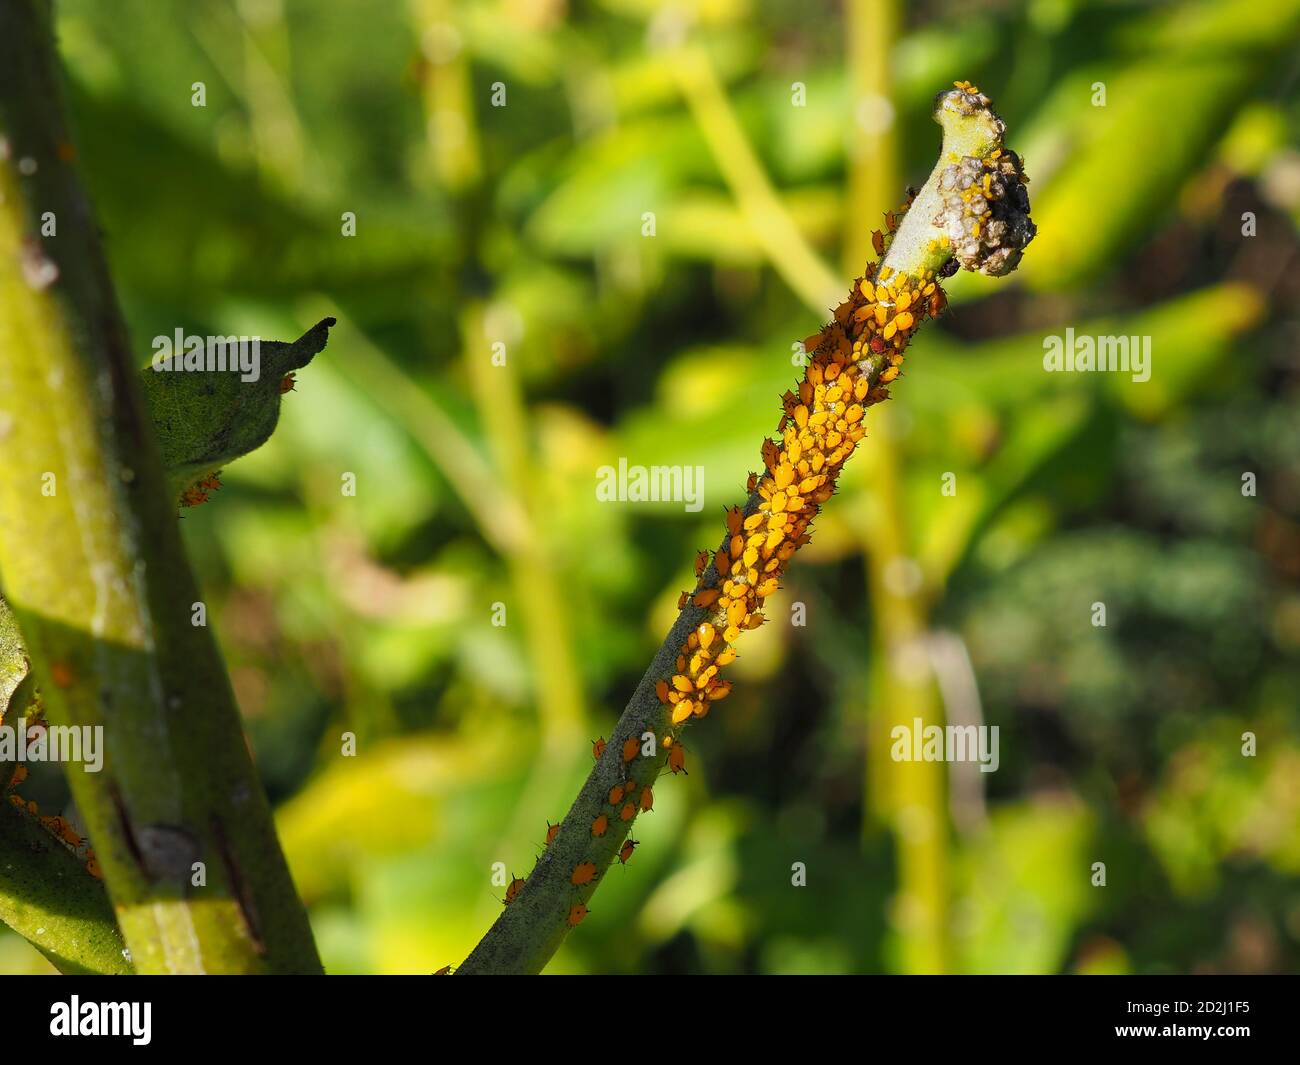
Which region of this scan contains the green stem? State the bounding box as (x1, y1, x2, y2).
(0, 0, 320, 974)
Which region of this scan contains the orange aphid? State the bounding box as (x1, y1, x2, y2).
(546, 821, 560, 844)
(85, 857, 102, 880)
(622, 736, 639, 763)
(619, 802, 636, 822)
(694, 550, 708, 577)
(592, 737, 606, 760)
(639, 786, 654, 813)
(693, 587, 721, 609)
(568, 903, 588, 926)
(677, 591, 688, 609)
(504, 876, 526, 904)
(433, 965, 452, 975)
(280, 372, 297, 394)
(591, 814, 609, 838)
(668, 744, 688, 775)
(655, 679, 670, 703)
(571, 862, 597, 886)
(608, 783, 625, 805)
(618, 838, 639, 864)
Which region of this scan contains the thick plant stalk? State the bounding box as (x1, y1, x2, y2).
(459, 83, 1035, 974)
(0, 0, 321, 973)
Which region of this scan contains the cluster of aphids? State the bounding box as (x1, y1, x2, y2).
(4, 730, 102, 881)
(435, 154, 972, 975)
(179, 471, 222, 509)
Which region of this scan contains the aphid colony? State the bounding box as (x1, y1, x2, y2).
(484, 176, 955, 950)
(179, 471, 223, 509)
(4, 760, 103, 880)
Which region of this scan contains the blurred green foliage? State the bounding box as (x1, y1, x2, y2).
(4, 0, 1296, 974)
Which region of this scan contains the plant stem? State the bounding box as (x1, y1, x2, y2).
(0, 0, 320, 973)
(459, 82, 1033, 974)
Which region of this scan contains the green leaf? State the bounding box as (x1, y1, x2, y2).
(140, 317, 335, 502)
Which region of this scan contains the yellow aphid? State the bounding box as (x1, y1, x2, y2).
(672, 699, 695, 724)
(707, 681, 732, 701)
(591, 814, 609, 838)
(672, 674, 693, 694)
(895, 311, 914, 332)
(697, 622, 715, 650)
(571, 862, 597, 886)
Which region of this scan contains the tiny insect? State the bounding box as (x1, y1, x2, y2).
(592, 737, 606, 760)
(591, 814, 609, 838)
(667, 744, 688, 775)
(618, 838, 639, 865)
(433, 965, 452, 975)
(571, 862, 597, 886)
(504, 876, 526, 905)
(568, 903, 589, 926)
(280, 372, 297, 394)
(639, 787, 654, 813)
(694, 550, 708, 578)
(621, 736, 639, 763)
(607, 783, 625, 806)
(546, 821, 560, 844)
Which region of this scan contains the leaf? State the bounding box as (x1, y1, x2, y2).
(0, 596, 27, 725)
(140, 317, 335, 502)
